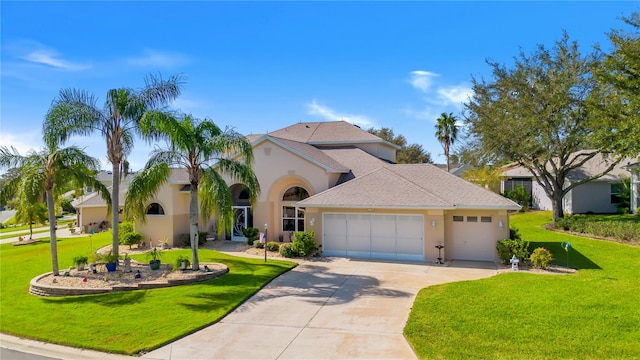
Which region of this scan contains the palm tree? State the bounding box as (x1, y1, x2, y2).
(125, 112, 259, 270)
(43, 74, 184, 259)
(0, 146, 110, 275)
(435, 112, 459, 172)
(15, 195, 47, 240)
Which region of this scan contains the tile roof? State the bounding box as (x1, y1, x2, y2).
(298, 164, 520, 210)
(268, 121, 388, 145)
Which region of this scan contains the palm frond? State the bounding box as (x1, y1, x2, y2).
(140, 73, 185, 109)
(199, 168, 234, 237)
(214, 159, 261, 203)
(124, 163, 170, 223)
(44, 89, 103, 148)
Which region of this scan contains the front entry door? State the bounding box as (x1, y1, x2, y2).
(232, 206, 252, 242)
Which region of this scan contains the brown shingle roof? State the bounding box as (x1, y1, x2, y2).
(268, 121, 388, 145)
(319, 146, 388, 177)
(298, 164, 520, 210)
(257, 136, 350, 173)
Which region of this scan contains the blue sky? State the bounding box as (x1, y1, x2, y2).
(1, 1, 637, 170)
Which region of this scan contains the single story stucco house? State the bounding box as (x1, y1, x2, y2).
(501, 152, 639, 214)
(75, 121, 520, 262)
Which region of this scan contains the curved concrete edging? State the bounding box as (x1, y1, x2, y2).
(29, 265, 229, 296)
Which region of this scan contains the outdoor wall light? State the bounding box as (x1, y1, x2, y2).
(498, 221, 504, 229)
(310, 218, 315, 226)
(431, 220, 437, 228)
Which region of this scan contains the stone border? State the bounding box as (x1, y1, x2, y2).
(29, 265, 228, 297)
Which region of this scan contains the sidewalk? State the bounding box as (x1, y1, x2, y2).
(0, 227, 88, 245)
(0, 333, 135, 360)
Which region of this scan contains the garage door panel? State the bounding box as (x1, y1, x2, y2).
(347, 214, 372, 255)
(323, 213, 424, 261)
(323, 214, 347, 257)
(371, 215, 396, 254)
(448, 220, 495, 261)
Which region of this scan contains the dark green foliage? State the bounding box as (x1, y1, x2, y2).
(554, 214, 639, 243)
(253, 240, 264, 249)
(502, 185, 530, 211)
(279, 243, 295, 258)
(530, 247, 554, 269)
(118, 222, 134, 242)
(60, 198, 76, 213)
(266, 241, 280, 252)
(243, 227, 259, 245)
(496, 238, 530, 264)
(290, 231, 318, 257)
(173, 255, 190, 271)
(121, 232, 143, 249)
(198, 231, 208, 245)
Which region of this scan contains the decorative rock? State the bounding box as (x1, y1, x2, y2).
(134, 270, 141, 279)
(82, 277, 87, 282)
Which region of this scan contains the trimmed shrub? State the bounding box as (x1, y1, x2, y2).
(176, 232, 207, 247)
(121, 232, 143, 249)
(530, 247, 553, 269)
(279, 243, 295, 258)
(266, 241, 280, 252)
(243, 227, 260, 245)
(253, 240, 264, 249)
(198, 231, 208, 245)
(291, 231, 317, 257)
(118, 222, 134, 242)
(497, 238, 530, 265)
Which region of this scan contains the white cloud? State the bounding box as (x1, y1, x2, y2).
(306, 100, 376, 129)
(0, 131, 44, 163)
(409, 70, 439, 93)
(20, 49, 90, 71)
(127, 49, 190, 68)
(437, 85, 473, 107)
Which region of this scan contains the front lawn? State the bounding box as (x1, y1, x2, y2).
(404, 211, 640, 359)
(0, 232, 297, 355)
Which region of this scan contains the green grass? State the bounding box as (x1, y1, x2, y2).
(0, 232, 297, 355)
(405, 211, 640, 360)
(1, 220, 73, 234)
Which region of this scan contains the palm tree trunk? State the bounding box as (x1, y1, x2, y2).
(29, 221, 33, 240)
(189, 187, 200, 270)
(46, 189, 59, 276)
(111, 163, 120, 261)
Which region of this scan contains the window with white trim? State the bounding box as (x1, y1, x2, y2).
(146, 203, 165, 215)
(282, 186, 309, 232)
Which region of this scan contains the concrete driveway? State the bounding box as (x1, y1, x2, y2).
(143, 258, 497, 360)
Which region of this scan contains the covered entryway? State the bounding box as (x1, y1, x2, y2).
(322, 213, 424, 261)
(230, 184, 253, 242)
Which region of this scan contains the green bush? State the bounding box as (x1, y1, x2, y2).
(243, 227, 260, 245)
(503, 185, 530, 211)
(118, 222, 134, 242)
(198, 231, 208, 245)
(554, 215, 639, 243)
(173, 255, 191, 271)
(530, 247, 553, 269)
(279, 243, 295, 258)
(291, 231, 318, 257)
(266, 241, 280, 252)
(121, 232, 143, 249)
(253, 240, 264, 249)
(496, 238, 530, 265)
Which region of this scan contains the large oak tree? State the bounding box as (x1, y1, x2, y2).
(464, 33, 623, 223)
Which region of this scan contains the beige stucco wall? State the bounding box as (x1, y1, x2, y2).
(135, 183, 192, 247)
(351, 143, 397, 163)
(79, 207, 111, 233)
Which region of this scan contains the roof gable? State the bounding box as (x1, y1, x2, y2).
(267, 121, 397, 147)
(298, 164, 520, 210)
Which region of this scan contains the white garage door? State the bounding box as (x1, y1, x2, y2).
(323, 213, 424, 261)
(448, 217, 496, 261)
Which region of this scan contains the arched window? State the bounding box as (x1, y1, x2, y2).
(146, 203, 165, 215)
(282, 187, 309, 232)
(282, 187, 309, 201)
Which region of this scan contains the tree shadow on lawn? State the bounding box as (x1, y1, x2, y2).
(39, 289, 147, 305)
(530, 241, 601, 270)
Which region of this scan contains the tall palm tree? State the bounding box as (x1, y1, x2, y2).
(125, 112, 259, 270)
(0, 146, 110, 275)
(43, 74, 184, 259)
(435, 112, 459, 172)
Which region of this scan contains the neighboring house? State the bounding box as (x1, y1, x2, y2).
(501, 152, 639, 214)
(625, 162, 640, 215)
(75, 121, 520, 262)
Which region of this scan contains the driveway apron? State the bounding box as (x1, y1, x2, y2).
(143, 258, 497, 360)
